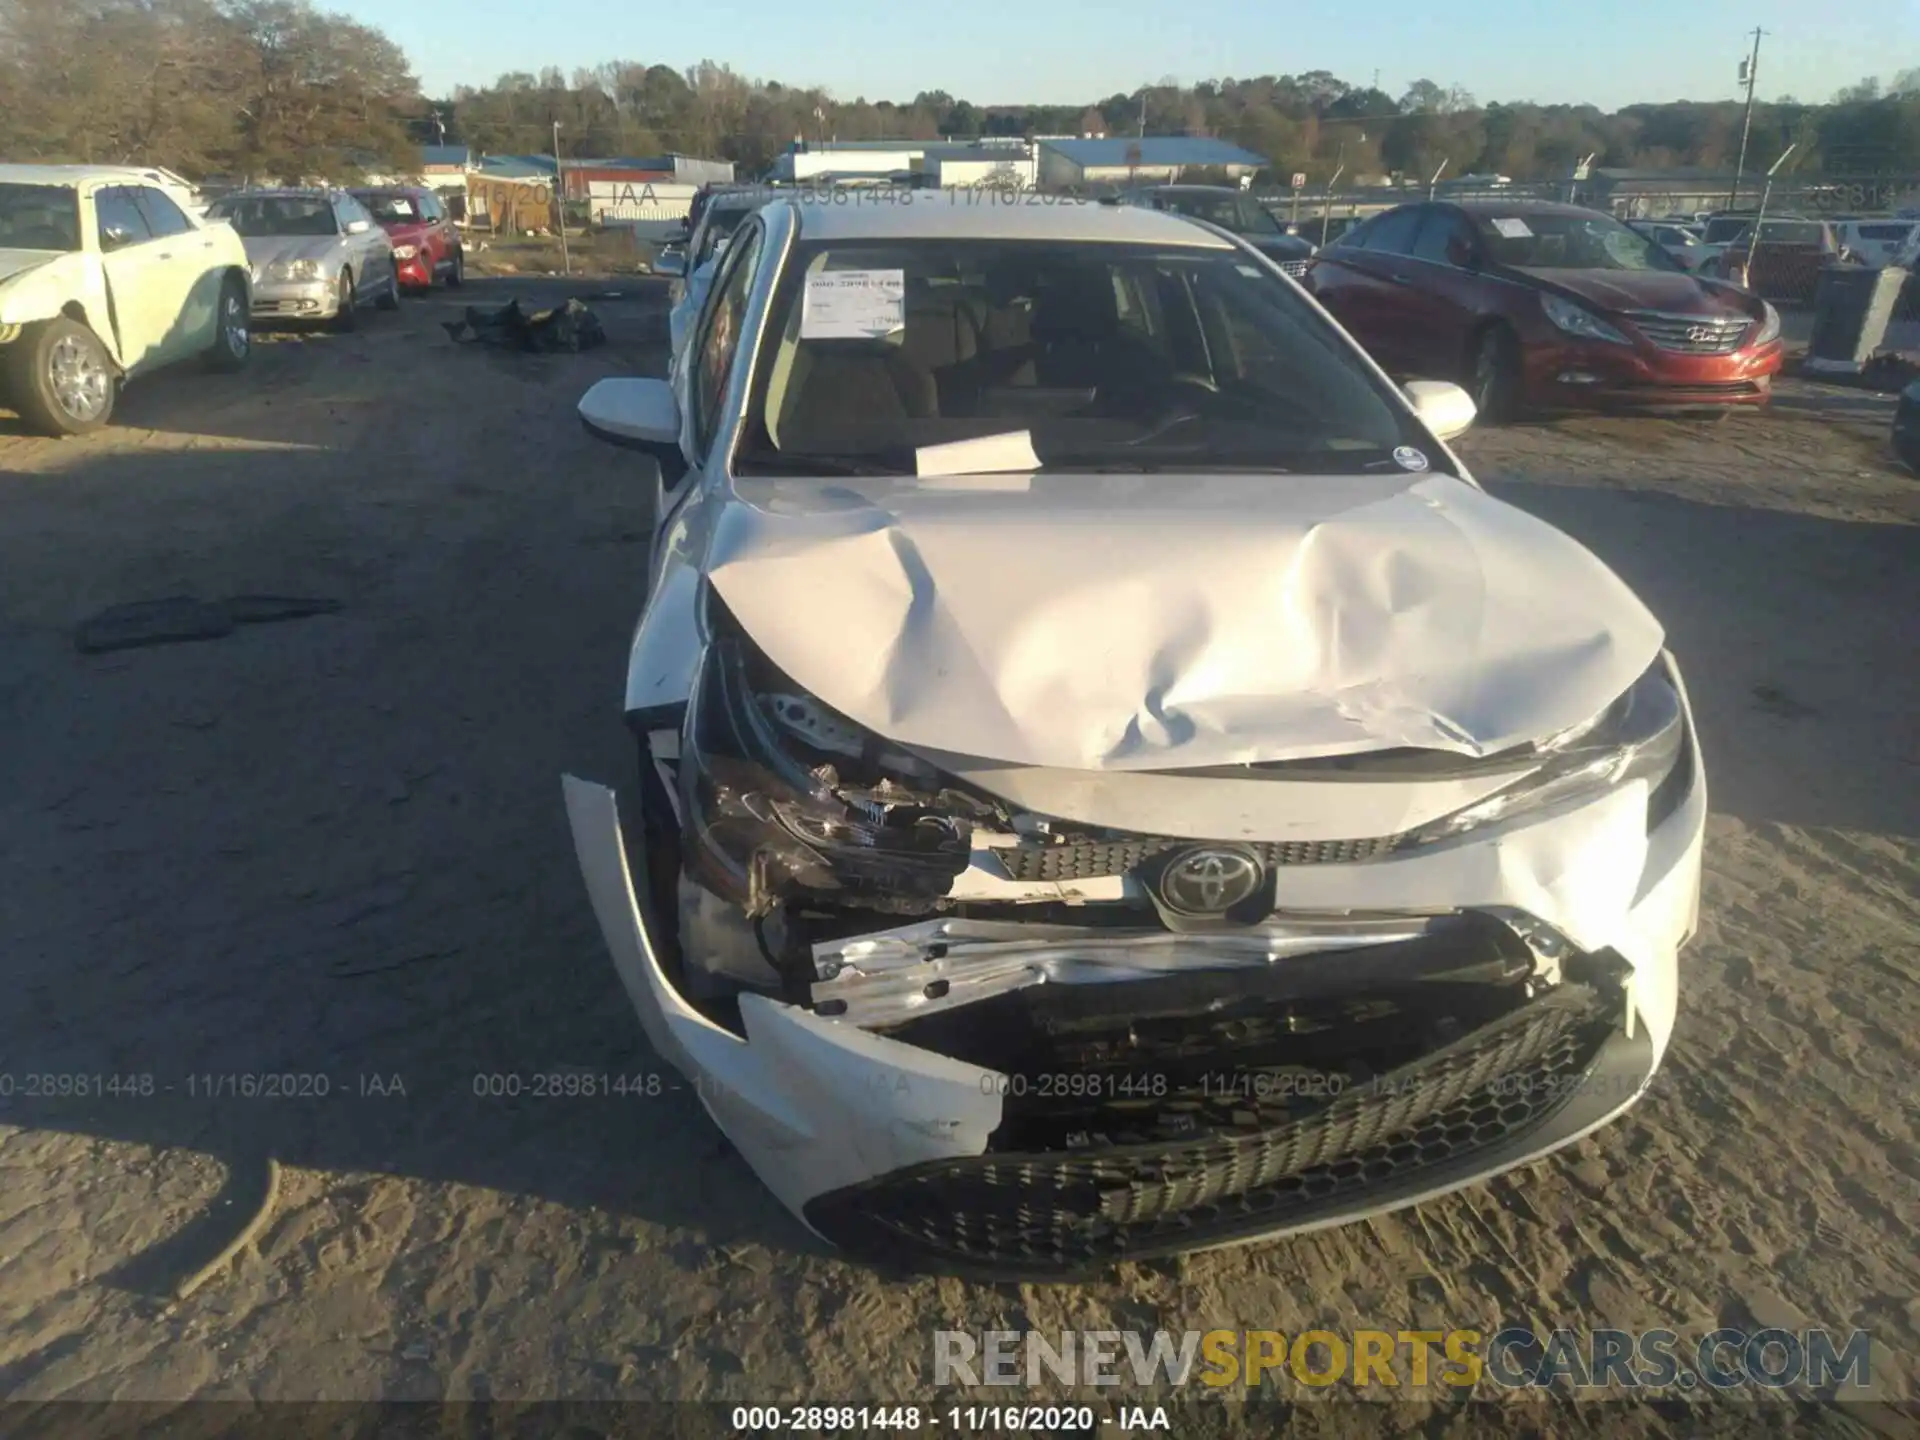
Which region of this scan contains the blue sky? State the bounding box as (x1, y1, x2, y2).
(338, 0, 1914, 110)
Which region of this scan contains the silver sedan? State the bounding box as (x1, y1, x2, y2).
(206, 189, 399, 329)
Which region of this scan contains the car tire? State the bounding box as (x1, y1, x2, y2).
(375, 267, 401, 311)
(1470, 324, 1523, 423)
(446, 246, 464, 288)
(331, 270, 359, 332)
(5, 317, 116, 437)
(204, 274, 250, 372)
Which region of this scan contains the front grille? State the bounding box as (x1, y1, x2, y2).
(1278, 258, 1311, 278)
(1624, 310, 1753, 354)
(996, 833, 1395, 883)
(253, 299, 321, 316)
(806, 982, 1619, 1275)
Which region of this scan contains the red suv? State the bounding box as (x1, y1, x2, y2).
(1307, 200, 1783, 417)
(349, 186, 464, 292)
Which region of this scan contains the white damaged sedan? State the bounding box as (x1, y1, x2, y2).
(567, 196, 1705, 1279)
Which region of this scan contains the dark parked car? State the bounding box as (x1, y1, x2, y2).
(1110, 185, 1316, 273)
(1306, 200, 1785, 417)
(1709, 217, 1846, 303)
(1895, 380, 1920, 474)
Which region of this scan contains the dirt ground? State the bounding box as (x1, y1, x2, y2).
(1, 274, 1916, 1431)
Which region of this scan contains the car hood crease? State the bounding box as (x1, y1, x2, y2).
(705, 470, 1665, 772)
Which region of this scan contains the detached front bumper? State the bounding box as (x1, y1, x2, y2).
(250, 277, 337, 320)
(563, 698, 1704, 1277)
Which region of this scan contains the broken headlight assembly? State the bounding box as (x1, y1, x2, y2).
(1403, 660, 1688, 847)
(679, 630, 997, 915)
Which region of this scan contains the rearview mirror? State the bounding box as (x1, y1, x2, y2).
(1403, 379, 1477, 442)
(345, 218, 372, 235)
(580, 377, 686, 485)
(653, 247, 686, 279)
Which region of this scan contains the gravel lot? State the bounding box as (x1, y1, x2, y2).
(1, 275, 1916, 1430)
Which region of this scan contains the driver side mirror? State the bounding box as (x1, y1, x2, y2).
(1403, 379, 1477, 442)
(580, 377, 687, 486)
(653, 246, 687, 279)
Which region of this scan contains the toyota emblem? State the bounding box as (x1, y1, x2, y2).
(1156, 847, 1264, 916)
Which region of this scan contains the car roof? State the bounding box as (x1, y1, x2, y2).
(782, 196, 1232, 247)
(213, 188, 340, 200)
(1140, 184, 1240, 196)
(1450, 199, 1612, 220)
(0, 163, 194, 189)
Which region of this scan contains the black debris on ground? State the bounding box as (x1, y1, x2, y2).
(75, 596, 342, 654)
(441, 298, 607, 353)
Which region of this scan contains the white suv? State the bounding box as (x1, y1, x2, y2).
(0, 164, 251, 435)
(1837, 218, 1920, 268)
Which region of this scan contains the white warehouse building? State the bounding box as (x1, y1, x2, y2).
(768, 138, 1036, 187)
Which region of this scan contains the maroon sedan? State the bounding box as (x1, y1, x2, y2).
(1306, 200, 1783, 417)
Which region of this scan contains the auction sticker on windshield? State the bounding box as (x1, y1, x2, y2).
(1392, 446, 1430, 472)
(1491, 217, 1534, 239)
(802, 269, 906, 339)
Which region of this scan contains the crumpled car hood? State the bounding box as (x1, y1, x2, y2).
(705, 470, 1665, 772)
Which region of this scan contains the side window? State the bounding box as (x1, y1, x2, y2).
(94, 187, 153, 251)
(132, 186, 193, 239)
(692, 224, 764, 456)
(1411, 209, 1470, 265)
(1333, 215, 1378, 250)
(1364, 207, 1426, 256)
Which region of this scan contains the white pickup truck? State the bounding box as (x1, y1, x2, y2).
(0, 164, 252, 436)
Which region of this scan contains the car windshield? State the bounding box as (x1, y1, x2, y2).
(0, 183, 81, 251)
(355, 192, 421, 223)
(1472, 211, 1679, 271)
(1161, 193, 1281, 236)
(1747, 220, 1828, 246)
(209, 196, 337, 237)
(736, 240, 1429, 477)
(1702, 217, 1752, 245)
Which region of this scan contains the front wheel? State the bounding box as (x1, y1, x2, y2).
(1470, 325, 1523, 423)
(331, 270, 359, 332)
(374, 265, 401, 311)
(5, 317, 116, 436)
(205, 275, 250, 372)
(446, 246, 464, 288)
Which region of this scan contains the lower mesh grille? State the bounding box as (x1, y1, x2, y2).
(806, 983, 1618, 1275)
(996, 834, 1395, 883)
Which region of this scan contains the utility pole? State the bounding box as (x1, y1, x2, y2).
(552, 118, 572, 276)
(1138, 89, 1147, 138)
(1729, 28, 1765, 209)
